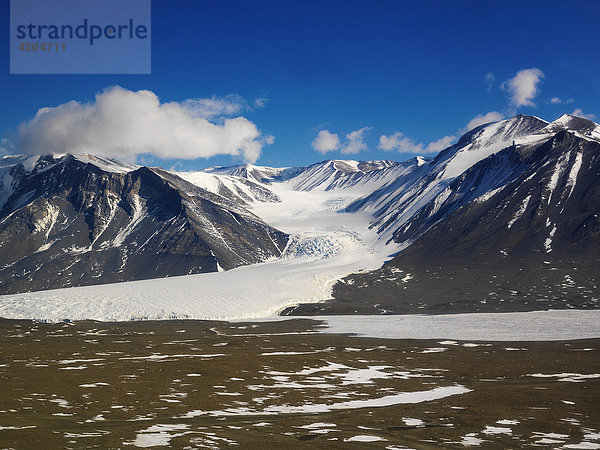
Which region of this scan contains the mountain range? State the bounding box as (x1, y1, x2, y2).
(0, 113, 598, 317)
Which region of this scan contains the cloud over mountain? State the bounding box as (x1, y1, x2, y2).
(502, 68, 544, 107)
(312, 130, 341, 154)
(379, 111, 504, 155)
(312, 127, 372, 155)
(14, 86, 273, 163)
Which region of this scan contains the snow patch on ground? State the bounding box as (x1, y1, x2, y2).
(181, 385, 470, 417)
(508, 195, 530, 229)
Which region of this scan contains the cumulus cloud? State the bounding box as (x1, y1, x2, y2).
(485, 72, 495, 92)
(425, 135, 457, 152)
(462, 111, 504, 132)
(378, 132, 420, 153)
(311, 127, 372, 155)
(502, 68, 544, 107)
(14, 87, 273, 163)
(341, 127, 372, 154)
(312, 130, 341, 154)
(378, 132, 456, 154)
(572, 108, 596, 120)
(547, 97, 574, 105)
(549, 97, 574, 105)
(378, 111, 504, 155)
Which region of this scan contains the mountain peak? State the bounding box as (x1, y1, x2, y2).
(538, 113, 600, 141)
(553, 113, 597, 127)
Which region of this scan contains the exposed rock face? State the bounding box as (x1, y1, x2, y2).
(0, 154, 287, 294)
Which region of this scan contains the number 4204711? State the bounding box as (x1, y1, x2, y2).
(18, 42, 66, 52)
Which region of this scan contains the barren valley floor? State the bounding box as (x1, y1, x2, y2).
(0, 318, 599, 448)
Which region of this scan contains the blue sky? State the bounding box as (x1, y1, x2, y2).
(1, 0, 599, 170)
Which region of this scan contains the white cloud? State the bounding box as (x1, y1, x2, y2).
(0, 138, 12, 155)
(341, 127, 372, 154)
(462, 111, 504, 132)
(312, 130, 341, 154)
(378, 111, 505, 155)
(14, 87, 273, 163)
(485, 72, 495, 92)
(182, 94, 246, 119)
(425, 135, 456, 152)
(572, 108, 596, 120)
(378, 132, 456, 154)
(312, 127, 372, 155)
(502, 68, 544, 107)
(253, 97, 269, 108)
(182, 93, 268, 120)
(547, 97, 574, 105)
(378, 132, 422, 153)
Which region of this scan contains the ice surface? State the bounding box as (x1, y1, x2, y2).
(313, 310, 600, 341)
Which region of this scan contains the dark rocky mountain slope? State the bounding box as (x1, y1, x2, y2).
(287, 115, 600, 315)
(0, 154, 287, 294)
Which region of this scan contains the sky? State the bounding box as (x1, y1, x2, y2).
(1, 0, 599, 171)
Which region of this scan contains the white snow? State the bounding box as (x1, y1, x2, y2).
(481, 425, 512, 435)
(300, 423, 337, 429)
(126, 424, 190, 448)
(565, 151, 583, 199)
(507, 195, 530, 229)
(181, 385, 470, 417)
(442, 116, 549, 180)
(562, 444, 600, 449)
(545, 225, 557, 253)
(344, 435, 386, 442)
(527, 373, 600, 382)
(547, 151, 570, 205)
(112, 194, 146, 247)
(459, 433, 485, 446)
(402, 418, 424, 426)
(71, 154, 138, 173)
(496, 419, 519, 425)
(474, 186, 505, 204)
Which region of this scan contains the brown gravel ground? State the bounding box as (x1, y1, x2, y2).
(0, 318, 599, 449)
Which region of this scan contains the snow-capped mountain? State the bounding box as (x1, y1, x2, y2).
(291, 114, 600, 315)
(205, 158, 424, 192)
(347, 114, 551, 244)
(0, 154, 287, 294)
(0, 113, 599, 320)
